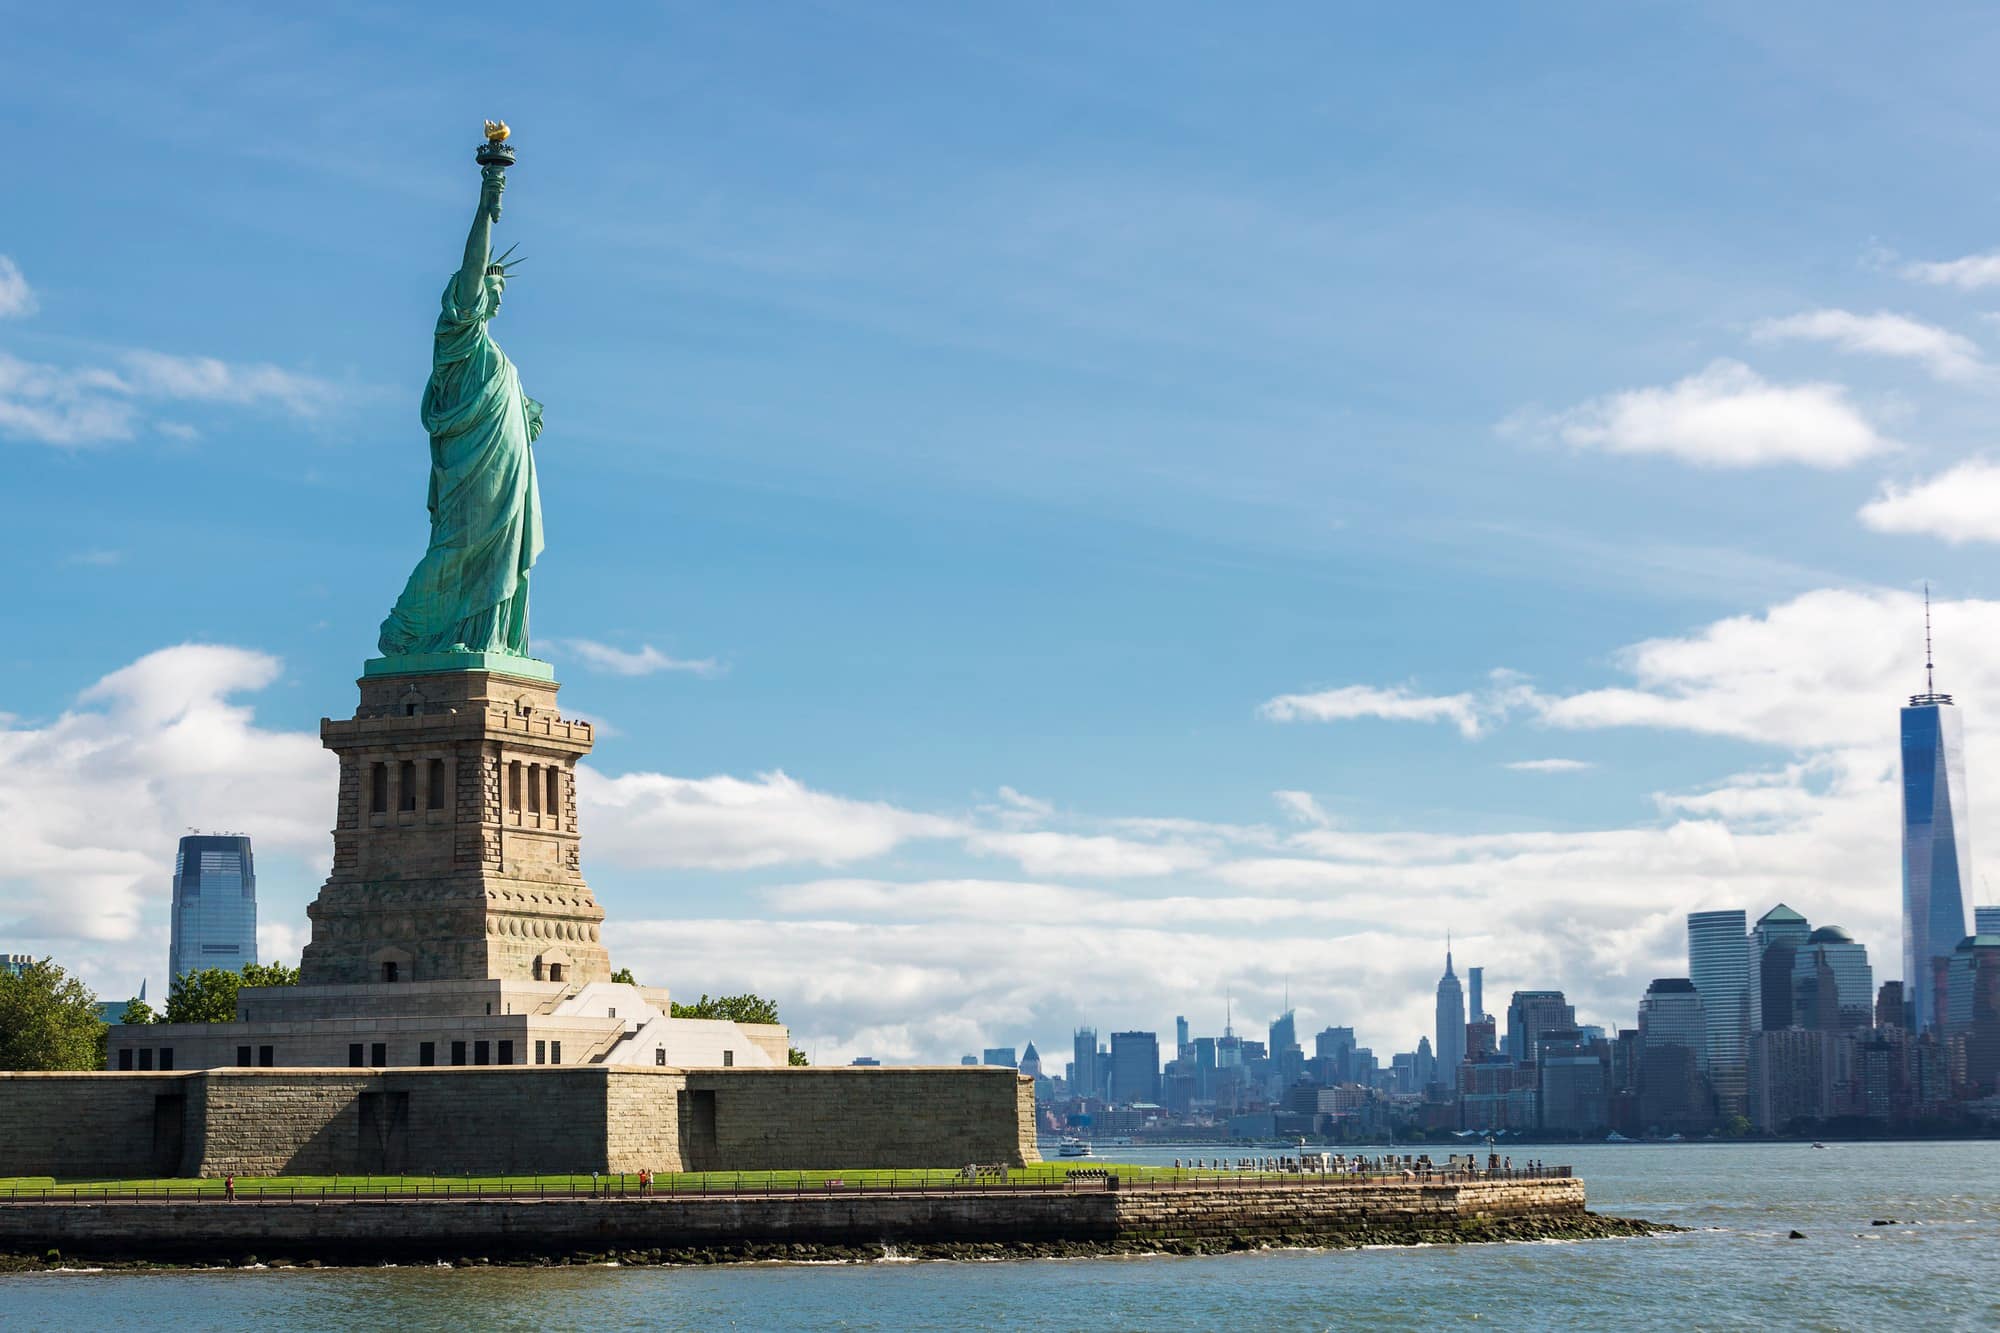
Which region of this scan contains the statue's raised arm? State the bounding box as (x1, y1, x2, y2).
(455, 165, 506, 312)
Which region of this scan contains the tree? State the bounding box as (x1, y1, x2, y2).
(671, 993, 781, 1025)
(120, 997, 159, 1025)
(165, 961, 299, 1025)
(0, 958, 105, 1071)
(670, 992, 806, 1064)
(610, 967, 637, 985)
(240, 960, 301, 989)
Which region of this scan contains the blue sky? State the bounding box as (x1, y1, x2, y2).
(8, 3, 2000, 1063)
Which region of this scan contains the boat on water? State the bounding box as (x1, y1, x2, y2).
(1057, 1137, 1094, 1157)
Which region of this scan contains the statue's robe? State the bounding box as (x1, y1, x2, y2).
(378, 274, 544, 657)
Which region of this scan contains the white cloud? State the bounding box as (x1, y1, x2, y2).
(552, 638, 721, 678)
(1531, 587, 1964, 750)
(997, 786, 1054, 817)
(64, 548, 123, 567)
(1510, 359, 1891, 468)
(1752, 309, 1985, 384)
(0, 256, 36, 318)
(118, 350, 332, 416)
(0, 646, 330, 953)
(965, 830, 1212, 878)
(1259, 684, 1487, 738)
(1860, 460, 2000, 545)
(1273, 790, 1331, 825)
(579, 768, 960, 870)
(1505, 758, 1594, 773)
(0, 348, 333, 449)
(1902, 249, 2000, 290)
(0, 352, 139, 445)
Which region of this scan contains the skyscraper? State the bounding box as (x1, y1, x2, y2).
(1977, 906, 2000, 936)
(1268, 1007, 1303, 1087)
(1791, 926, 1874, 1030)
(168, 834, 258, 984)
(1902, 594, 1971, 1034)
(1638, 979, 1707, 1061)
(1467, 966, 1485, 1024)
(1175, 1014, 1191, 1056)
(1072, 1027, 1101, 1101)
(1108, 1030, 1161, 1105)
(1505, 991, 1575, 1063)
(1750, 903, 1810, 1032)
(1434, 947, 1466, 1082)
(1687, 910, 1749, 1116)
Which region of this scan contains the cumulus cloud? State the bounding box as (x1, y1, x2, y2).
(1506, 359, 1891, 468)
(1752, 309, 1985, 384)
(1532, 587, 1961, 750)
(551, 638, 721, 678)
(1505, 758, 1594, 773)
(1859, 460, 2000, 544)
(0, 347, 333, 448)
(0, 256, 37, 318)
(1902, 249, 2000, 290)
(1259, 684, 1487, 738)
(579, 768, 961, 870)
(0, 646, 330, 950)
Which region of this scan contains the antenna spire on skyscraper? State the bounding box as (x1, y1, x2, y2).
(1926, 581, 1935, 696)
(1912, 582, 1953, 707)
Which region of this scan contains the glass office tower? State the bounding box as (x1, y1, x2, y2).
(167, 834, 258, 984)
(1687, 910, 1750, 1115)
(1750, 903, 1810, 1032)
(1903, 685, 1971, 1034)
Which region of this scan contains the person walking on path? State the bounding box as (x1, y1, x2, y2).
(224, 1175, 235, 1202)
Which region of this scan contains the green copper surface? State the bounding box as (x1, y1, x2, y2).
(376, 156, 546, 666)
(361, 651, 554, 682)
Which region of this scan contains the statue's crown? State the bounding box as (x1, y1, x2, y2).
(486, 242, 525, 278)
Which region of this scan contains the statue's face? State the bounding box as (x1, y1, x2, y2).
(485, 273, 506, 312)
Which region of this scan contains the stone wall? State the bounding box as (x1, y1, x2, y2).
(0, 1074, 188, 1178)
(681, 1068, 1039, 1172)
(0, 1177, 1598, 1265)
(0, 1065, 1036, 1178)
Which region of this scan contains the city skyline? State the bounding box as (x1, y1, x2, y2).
(12, 8, 2000, 1065)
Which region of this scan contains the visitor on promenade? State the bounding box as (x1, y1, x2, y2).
(224, 1175, 235, 1202)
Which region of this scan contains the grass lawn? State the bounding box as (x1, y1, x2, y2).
(0, 1162, 1285, 1199)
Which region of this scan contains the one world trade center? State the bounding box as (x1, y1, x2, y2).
(1902, 592, 1971, 1034)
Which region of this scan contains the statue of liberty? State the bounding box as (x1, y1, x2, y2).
(377, 123, 544, 662)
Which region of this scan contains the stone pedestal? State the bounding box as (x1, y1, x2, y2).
(301, 665, 610, 986)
